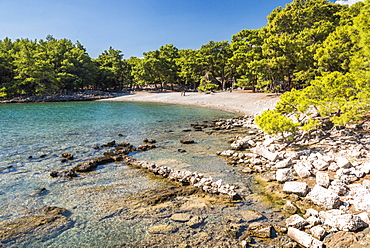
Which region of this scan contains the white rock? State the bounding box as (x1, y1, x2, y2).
(276, 168, 294, 183)
(336, 157, 352, 169)
(306, 216, 322, 226)
(359, 162, 370, 174)
(363, 180, 370, 189)
(306, 185, 341, 209)
(304, 209, 319, 219)
(283, 182, 309, 196)
(328, 162, 339, 172)
(275, 157, 293, 169)
(286, 214, 309, 229)
(328, 179, 348, 196)
(255, 145, 279, 161)
(320, 210, 368, 231)
(310, 226, 327, 241)
(288, 227, 323, 248)
(312, 159, 329, 171)
(294, 163, 312, 178)
(316, 172, 330, 188)
(357, 212, 370, 225)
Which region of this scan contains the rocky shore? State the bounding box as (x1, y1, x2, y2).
(45, 113, 370, 247)
(217, 115, 370, 247)
(0, 91, 119, 103)
(2, 91, 369, 247)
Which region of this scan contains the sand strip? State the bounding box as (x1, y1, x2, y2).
(100, 91, 280, 116)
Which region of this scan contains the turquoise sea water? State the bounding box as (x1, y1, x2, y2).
(0, 101, 285, 247)
(0, 101, 240, 246)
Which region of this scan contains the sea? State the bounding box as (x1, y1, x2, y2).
(0, 101, 284, 247)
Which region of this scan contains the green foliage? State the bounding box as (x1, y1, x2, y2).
(197, 80, 218, 92)
(255, 110, 299, 138)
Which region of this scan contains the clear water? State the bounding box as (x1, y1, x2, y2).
(0, 101, 283, 247)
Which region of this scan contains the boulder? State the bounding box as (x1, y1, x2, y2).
(170, 213, 192, 222)
(312, 159, 330, 171)
(286, 214, 309, 229)
(306, 216, 322, 226)
(294, 163, 312, 178)
(283, 181, 309, 197)
(359, 162, 370, 174)
(276, 168, 294, 183)
(310, 226, 326, 241)
(306, 185, 341, 210)
(246, 222, 273, 238)
(320, 210, 368, 231)
(180, 139, 195, 144)
(288, 227, 323, 248)
(255, 145, 279, 161)
(73, 157, 114, 172)
(328, 179, 348, 196)
(316, 172, 330, 188)
(283, 200, 298, 214)
(275, 158, 293, 169)
(336, 157, 352, 169)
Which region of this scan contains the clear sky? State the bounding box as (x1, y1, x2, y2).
(0, 0, 354, 58)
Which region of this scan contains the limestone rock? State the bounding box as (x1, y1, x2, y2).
(307, 216, 322, 227)
(312, 159, 329, 171)
(294, 163, 312, 178)
(328, 179, 348, 196)
(275, 158, 293, 169)
(148, 224, 177, 234)
(316, 171, 330, 188)
(0, 206, 73, 245)
(288, 227, 323, 248)
(286, 214, 309, 229)
(320, 210, 368, 231)
(336, 157, 352, 169)
(246, 222, 273, 238)
(170, 213, 192, 222)
(306, 185, 341, 210)
(186, 216, 204, 228)
(239, 210, 264, 223)
(255, 145, 279, 161)
(73, 157, 114, 172)
(310, 226, 326, 241)
(283, 181, 309, 197)
(283, 200, 298, 214)
(180, 139, 195, 144)
(276, 168, 294, 183)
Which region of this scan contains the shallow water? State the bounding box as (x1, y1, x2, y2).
(0, 101, 284, 247)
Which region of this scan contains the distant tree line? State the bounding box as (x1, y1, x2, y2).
(0, 0, 369, 105)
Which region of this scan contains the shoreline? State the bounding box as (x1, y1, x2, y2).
(99, 90, 280, 116)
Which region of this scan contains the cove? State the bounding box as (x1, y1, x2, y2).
(0, 101, 285, 247)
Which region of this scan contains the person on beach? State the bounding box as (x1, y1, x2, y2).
(181, 87, 186, 96)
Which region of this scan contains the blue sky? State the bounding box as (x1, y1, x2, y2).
(0, 0, 348, 58)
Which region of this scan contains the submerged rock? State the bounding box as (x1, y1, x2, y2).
(180, 139, 195, 144)
(0, 206, 73, 246)
(73, 157, 114, 172)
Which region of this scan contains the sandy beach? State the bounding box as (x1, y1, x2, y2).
(100, 90, 280, 115)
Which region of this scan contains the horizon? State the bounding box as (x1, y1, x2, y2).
(0, 0, 363, 58)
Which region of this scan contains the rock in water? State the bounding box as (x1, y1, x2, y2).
(180, 139, 195, 144)
(0, 206, 73, 246)
(73, 157, 114, 172)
